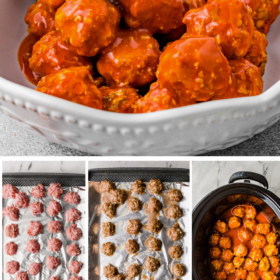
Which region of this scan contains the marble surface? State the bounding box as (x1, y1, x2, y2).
(192, 161, 280, 209)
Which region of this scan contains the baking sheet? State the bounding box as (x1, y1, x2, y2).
(2, 174, 86, 280)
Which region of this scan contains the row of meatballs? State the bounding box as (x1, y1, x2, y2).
(99, 179, 187, 279)
(3, 183, 83, 280)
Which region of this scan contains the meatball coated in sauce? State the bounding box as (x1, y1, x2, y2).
(29, 201, 44, 216)
(264, 244, 278, 256)
(69, 261, 83, 274)
(28, 263, 42, 276)
(256, 223, 271, 235)
(102, 222, 115, 238)
(263, 271, 278, 280)
(108, 189, 127, 205)
(232, 206, 246, 218)
(101, 242, 115, 256)
(48, 183, 63, 199)
(209, 234, 220, 246)
(233, 257, 245, 268)
(145, 235, 162, 251)
(47, 221, 62, 233)
(247, 272, 261, 280)
(125, 239, 139, 254)
(214, 220, 229, 234)
(5, 224, 19, 238)
(239, 228, 254, 242)
(111, 274, 125, 280)
(127, 196, 142, 212)
(228, 216, 242, 229)
(236, 268, 248, 279)
(252, 234, 267, 248)
(6, 261, 20, 274)
(144, 256, 160, 272)
(66, 243, 81, 257)
(269, 256, 279, 268)
(147, 179, 163, 195)
(64, 192, 81, 205)
(214, 271, 227, 280)
(169, 245, 183, 259)
(145, 219, 163, 234)
(245, 219, 258, 232)
(46, 200, 62, 217)
(66, 224, 83, 241)
(15, 192, 29, 208)
(26, 239, 40, 254)
(249, 248, 263, 262)
(221, 249, 234, 262)
(219, 236, 232, 249)
(147, 197, 163, 213)
(126, 263, 140, 278)
(102, 203, 116, 219)
(130, 180, 146, 195)
(5, 242, 18, 255)
(168, 223, 184, 241)
(259, 256, 270, 271)
(55, 0, 120, 57)
(99, 180, 115, 193)
(3, 184, 19, 199)
(36, 67, 102, 110)
(266, 232, 277, 244)
(246, 206, 257, 219)
(244, 258, 259, 271)
(211, 260, 223, 271)
(103, 263, 118, 278)
(46, 256, 60, 270)
(234, 244, 248, 257)
(97, 29, 160, 88)
(165, 204, 183, 220)
(127, 219, 142, 235)
(31, 183, 46, 199)
(173, 264, 186, 277)
(42, 0, 65, 8)
(48, 238, 62, 252)
(66, 208, 82, 224)
(209, 247, 222, 260)
(224, 262, 236, 275)
(166, 189, 183, 202)
(5, 204, 19, 221)
(27, 221, 43, 236)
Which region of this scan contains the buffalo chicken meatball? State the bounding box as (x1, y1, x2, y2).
(127, 196, 142, 212)
(266, 232, 277, 244)
(101, 203, 116, 219)
(144, 256, 160, 272)
(244, 219, 258, 232)
(264, 244, 278, 256)
(29, 201, 43, 216)
(249, 248, 263, 262)
(147, 179, 163, 195)
(5, 242, 18, 255)
(145, 235, 162, 251)
(102, 222, 115, 238)
(103, 264, 117, 278)
(168, 223, 184, 241)
(166, 189, 183, 202)
(48, 238, 62, 252)
(15, 192, 29, 208)
(263, 271, 278, 280)
(26, 239, 40, 254)
(233, 206, 246, 218)
(108, 189, 127, 205)
(130, 179, 146, 194)
(6, 261, 20, 274)
(214, 220, 229, 234)
(247, 272, 261, 280)
(244, 258, 259, 271)
(209, 234, 220, 246)
(99, 180, 115, 193)
(55, 0, 120, 57)
(239, 228, 254, 242)
(126, 263, 140, 278)
(211, 260, 223, 271)
(221, 249, 234, 262)
(259, 256, 270, 271)
(233, 257, 245, 268)
(214, 271, 227, 280)
(252, 234, 267, 248)
(224, 262, 236, 275)
(48, 183, 63, 199)
(246, 206, 257, 219)
(256, 223, 271, 235)
(127, 219, 142, 235)
(27, 221, 43, 236)
(234, 244, 248, 257)
(269, 256, 279, 268)
(147, 197, 163, 213)
(101, 242, 115, 256)
(64, 192, 81, 205)
(46, 256, 60, 270)
(5, 204, 19, 221)
(42, 0, 65, 9)
(66, 243, 81, 257)
(5, 224, 19, 238)
(228, 216, 242, 229)
(69, 261, 83, 274)
(66, 224, 83, 241)
(47, 221, 62, 233)
(66, 208, 82, 224)
(165, 204, 183, 220)
(236, 268, 248, 279)
(209, 247, 222, 260)
(28, 263, 41, 276)
(125, 239, 139, 254)
(3, 184, 19, 199)
(169, 244, 183, 259)
(219, 236, 232, 249)
(173, 264, 186, 277)
(31, 183, 45, 199)
(145, 219, 163, 234)
(46, 200, 62, 217)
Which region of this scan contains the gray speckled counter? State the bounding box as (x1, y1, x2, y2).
(1, 110, 280, 156)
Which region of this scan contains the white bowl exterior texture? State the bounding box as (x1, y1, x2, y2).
(0, 0, 280, 156)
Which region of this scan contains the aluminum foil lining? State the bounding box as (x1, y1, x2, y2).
(89, 181, 190, 280)
(2, 185, 86, 280)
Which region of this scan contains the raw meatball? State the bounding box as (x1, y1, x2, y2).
(16, 272, 29, 280)
(214, 271, 227, 280)
(264, 244, 278, 256)
(68, 276, 82, 280)
(126, 263, 140, 278)
(236, 268, 248, 280)
(64, 192, 81, 205)
(66, 243, 81, 257)
(219, 236, 232, 249)
(66, 207, 82, 224)
(263, 271, 278, 280)
(5, 224, 19, 238)
(26, 239, 40, 254)
(5, 204, 19, 221)
(214, 220, 229, 233)
(102, 222, 115, 238)
(244, 219, 258, 232)
(99, 180, 115, 193)
(266, 232, 277, 244)
(46, 200, 62, 217)
(3, 184, 19, 198)
(46, 256, 60, 270)
(101, 242, 115, 256)
(31, 183, 46, 199)
(259, 256, 270, 271)
(221, 249, 234, 262)
(145, 235, 162, 251)
(69, 261, 83, 274)
(167, 223, 184, 241)
(233, 206, 245, 218)
(247, 272, 261, 280)
(66, 224, 83, 241)
(209, 247, 222, 260)
(252, 234, 267, 248)
(147, 197, 163, 213)
(125, 239, 139, 254)
(55, 0, 120, 56)
(127, 197, 142, 212)
(169, 245, 183, 259)
(29, 201, 43, 216)
(5, 242, 18, 255)
(233, 257, 245, 268)
(269, 256, 279, 268)
(145, 219, 163, 234)
(147, 179, 163, 195)
(244, 258, 258, 271)
(172, 264, 186, 277)
(131, 180, 146, 195)
(47, 221, 62, 233)
(256, 223, 271, 235)
(211, 260, 223, 271)
(15, 192, 29, 209)
(239, 228, 254, 242)
(108, 189, 127, 205)
(101, 203, 116, 219)
(6, 261, 20, 274)
(166, 189, 183, 202)
(144, 256, 160, 272)
(48, 238, 62, 252)
(111, 274, 125, 280)
(228, 216, 242, 229)
(249, 248, 263, 262)
(48, 183, 63, 199)
(127, 219, 142, 235)
(103, 264, 117, 278)
(165, 204, 183, 220)
(246, 206, 257, 219)
(209, 234, 220, 246)
(234, 244, 248, 257)
(224, 262, 236, 275)
(28, 263, 41, 276)
(27, 221, 43, 236)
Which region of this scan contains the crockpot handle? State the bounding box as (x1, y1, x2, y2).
(229, 171, 269, 189)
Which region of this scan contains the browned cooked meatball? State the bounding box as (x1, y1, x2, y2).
(239, 228, 254, 242)
(228, 216, 242, 229)
(209, 234, 220, 246)
(224, 262, 236, 275)
(211, 260, 223, 271)
(144, 256, 160, 272)
(233, 206, 245, 218)
(111, 274, 125, 280)
(247, 272, 261, 280)
(145, 235, 162, 251)
(263, 271, 277, 280)
(147, 197, 163, 213)
(126, 263, 140, 278)
(256, 223, 271, 235)
(264, 244, 278, 256)
(266, 232, 277, 244)
(127, 219, 142, 235)
(169, 245, 183, 259)
(269, 256, 279, 268)
(221, 249, 234, 262)
(214, 271, 227, 280)
(130, 180, 146, 195)
(167, 223, 184, 241)
(172, 263, 186, 277)
(259, 256, 270, 271)
(165, 204, 183, 220)
(101, 242, 115, 256)
(236, 268, 248, 280)
(209, 247, 222, 260)
(246, 206, 257, 219)
(125, 239, 139, 254)
(233, 257, 245, 268)
(219, 236, 232, 249)
(127, 197, 142, 212)
(99, 180, 115, 193)
(244, 219, 258, 232)
(102, 222, 115, 238)
(109, 189, 127, 205)
(147, 179, 163, 195)
(249, 248, 263, 262)
(102, 203, 116, 219)
(103, 263, 118, 278)
(166, 189, 183, 202)
(252, 234, 267, 248)
(234, 244, 248, 257)
(244, 258, 258, 271)
(145, 219, 163, 234)
(214, 220, 229, 233)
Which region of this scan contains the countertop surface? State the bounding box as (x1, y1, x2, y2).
(192, 161, 280, 209)
(1, 110, 280, 156)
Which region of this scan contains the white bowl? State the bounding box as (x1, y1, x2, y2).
(1, 0, 280, 156)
